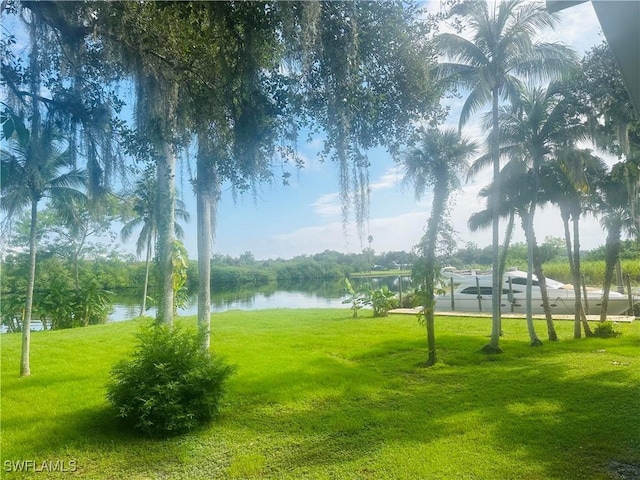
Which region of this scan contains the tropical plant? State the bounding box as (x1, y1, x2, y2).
(596, 155, 640, 320)
(540, 149, 606, 337)
(342, 278, 368, 319)
(72, 280, 114, 327)
(570, 42, 640, 157)
(401, 128, 478, 366)
(468, 175, 517, 338)
(476, 83, 583, 343)
(1, 112, 86, 376)
(435, 0, 578, 352)
(120, 170, 190, 317)
(367, 286, 399, 318)
(171, 239, 190, 314)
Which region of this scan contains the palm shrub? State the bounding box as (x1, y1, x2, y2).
(72, 280, 113, 326)
(342, 278, 368, 318)
(368, 286, 399, 317)
(106, 324, 234, 437)
(592, 322, 621, 338)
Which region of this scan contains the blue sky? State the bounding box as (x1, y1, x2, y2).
(2, 1, 618, 261)
(165, 1, 613, 261)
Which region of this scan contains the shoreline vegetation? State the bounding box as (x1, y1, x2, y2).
(3, 247, 640, 333)
(2, 309, 639, 479)
(2, 249, 640, 294)
(2, 241, 640, 333)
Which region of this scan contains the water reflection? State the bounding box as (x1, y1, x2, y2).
(110, 276, 411, 322)
(1, 276, 412, 331)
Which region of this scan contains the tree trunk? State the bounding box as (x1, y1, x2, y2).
(522, 209, 542, 346)
(140, 233, 152, 317)
(21, 200, 39, 377)
(600, 220, 622, 322)
(497, 211, 515, 336)
(155, 140, 176, 326)
(197, 189, 212, 350)
(531, 243, 557, 341)
(487, 86, 503, 353)
(422, 174, 448, 366)
(196, 137, 222, 351)
(572, 215, 592, 337)
(21, 15, 40, 377)
(560, 209, 581, 338)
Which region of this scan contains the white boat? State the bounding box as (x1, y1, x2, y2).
(436, 267, 635, 316)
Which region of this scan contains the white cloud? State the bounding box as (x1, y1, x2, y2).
(370, 165, 403, 192)
(270, 210, 428, 258)
(309, 165, 405, 220)
(543, 2, 604, 54)
(310, 192, 342, 218)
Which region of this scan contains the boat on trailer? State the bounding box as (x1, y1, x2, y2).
(436, 267, 635, 316)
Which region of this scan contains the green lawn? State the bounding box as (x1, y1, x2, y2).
(1, 310, 639, 479)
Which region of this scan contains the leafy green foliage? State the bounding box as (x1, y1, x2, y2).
(106, 324, 234, 437)
(39, 280, 113, 329)
(72, 281, 114, 327)
(1, 254, 113, 331)
(342, 279, 400, 318)
(368, 286, 399, 317)
(592, 322, 622, 338)
(172, 240, 189, 313)
(342, 278, 368, 318)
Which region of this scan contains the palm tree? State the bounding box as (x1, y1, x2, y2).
(401, 128, 478, 366)
(121, 170, 190, 318)
(597, 155, 640, 320)
(470, 163, 558, 343)
(540, 149, 606, 337)
(1, 119, 86, 377)
(435, 0, 578, 352)
(476, 83, 583, 343)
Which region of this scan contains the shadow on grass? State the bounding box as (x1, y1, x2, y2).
(213, 332, 640, 478)
(3, 319, 639, 479)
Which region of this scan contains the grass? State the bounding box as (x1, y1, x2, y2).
(349, 270, 411, 278)
(1, 309, 639, 479)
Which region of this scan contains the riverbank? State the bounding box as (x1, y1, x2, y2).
(2, 309, 639, 479)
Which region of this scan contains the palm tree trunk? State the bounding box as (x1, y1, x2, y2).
(140, 233, 152, 317)
(572, 215, 593, 337)
(600, 220, 622, 322)
(522, 209, 542, 346)
(21, 200, 39, 377)
(197, 190, 212, 350)
(196, 136, 222, 351)
(499, 211, 515, 279)
(497, 211, 515, 337)
(422, 175, 448, 366)
(487, 86, 502, 353)
(155, 140, 176, 326)
(21, 15, 41, 377)
(531, 244, 557, 341)
(560, 209, 582, 337)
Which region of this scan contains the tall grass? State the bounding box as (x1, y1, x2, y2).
(1, 310, 639, 479)
(543, 260, 640, 286)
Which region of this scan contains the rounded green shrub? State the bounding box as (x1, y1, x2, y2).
(106, 323, 234, 437)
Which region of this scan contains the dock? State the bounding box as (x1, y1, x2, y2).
(388, 308, 637, 323)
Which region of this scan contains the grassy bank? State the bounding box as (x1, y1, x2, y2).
(2, 310, 639, 479)
(349, 270, 411, 278)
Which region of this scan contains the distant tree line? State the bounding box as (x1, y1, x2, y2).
(2, 238, 638, 333)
